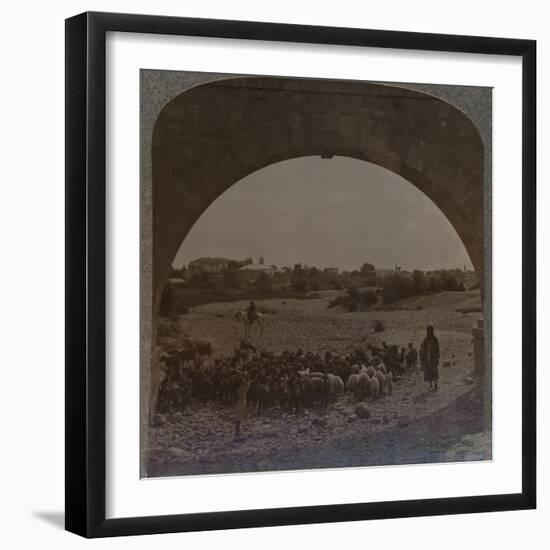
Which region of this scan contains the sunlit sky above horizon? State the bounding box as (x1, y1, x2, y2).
(173, 156, 473, 273)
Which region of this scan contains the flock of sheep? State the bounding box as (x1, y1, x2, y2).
(156, 344, 404, 420)
(296, 362, 393, 406)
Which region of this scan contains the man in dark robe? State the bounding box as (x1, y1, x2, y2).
(247, 300, 257, 324)
(420, 325, 440, 390)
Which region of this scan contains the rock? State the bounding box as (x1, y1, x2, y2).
(152, 413, 167, 427)
(347, 416, 357, 423)
(370, 417, 382, 424)
(464, 376, 475, 385)
(168, 447, 192, 460)
(398, 416, 410, 428)
(443, 361, 451, 368)
(462, 433, 485, 446)
(172, 412, 184, 422)
(312, 418, 327, 427)
(354, 403, 371, 419)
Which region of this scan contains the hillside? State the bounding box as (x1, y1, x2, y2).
(391, 290, 482, 312)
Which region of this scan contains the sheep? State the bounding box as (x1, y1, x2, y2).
(375, 370, 387, 395)
(354, 373, 371, 401)
(301, 376, 314, 407)
(369, 376, 380, 400)
(247, 380, 270, 413)
(366, 365, 376, 379)
(386, 371, 393, 395)
(328, 374, 345, 396)
(374, 369, 393, 396)
(350, 364, 360, 375)
(310, 376, 324, 405)
(346, 373, 359, 393)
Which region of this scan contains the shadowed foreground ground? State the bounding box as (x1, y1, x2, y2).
(148, 385, 491, 477)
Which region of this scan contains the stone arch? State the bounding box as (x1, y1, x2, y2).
(152, 77, 484, 306)
(147, 76, 485, 422)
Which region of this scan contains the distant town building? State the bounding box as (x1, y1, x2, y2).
(188, 257, 230, 275)
(374, 268, 397, 279)
(236, 262, 290, 286)
(375, 267, 412, 279)
(324, 267, 340, 275)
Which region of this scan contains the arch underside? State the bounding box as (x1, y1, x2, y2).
(152, 77, 485, 308)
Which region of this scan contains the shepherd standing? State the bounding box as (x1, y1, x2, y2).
(420, 325, 440, 391)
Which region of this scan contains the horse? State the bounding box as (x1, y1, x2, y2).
(234, 310, 264, 338)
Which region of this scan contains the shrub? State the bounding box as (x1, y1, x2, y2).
(328, 288, 378, 310)
(189, 272, 216, 289)
(382, 273, 415, 303)
(224, 269, 241, 289)
(440, 272, 460, 291)
(255, 272, 272, 291)
(412, 269, 427, 295)
(361, 290, 378, 306)
(292, 279, 308, 293)
(427, 276, 441, 293)
(327, 294, 349, 308)
(159, 285, 174, 316)
(347, 286, 361, 302)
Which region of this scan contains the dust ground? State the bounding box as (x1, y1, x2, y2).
(146, 290, 490, 477)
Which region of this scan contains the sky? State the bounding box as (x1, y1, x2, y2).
(173, 156, 473, 272)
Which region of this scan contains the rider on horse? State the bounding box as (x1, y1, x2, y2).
(247, 301, 257, 324)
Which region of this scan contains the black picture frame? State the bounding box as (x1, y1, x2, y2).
(65, 11, 536, 538)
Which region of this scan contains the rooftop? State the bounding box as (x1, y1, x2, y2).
(239, 264, 279, 271)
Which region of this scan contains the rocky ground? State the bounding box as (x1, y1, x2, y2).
(146, 290, 490, 478)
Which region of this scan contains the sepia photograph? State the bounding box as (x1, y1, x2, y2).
(141, 71, 492, 478)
